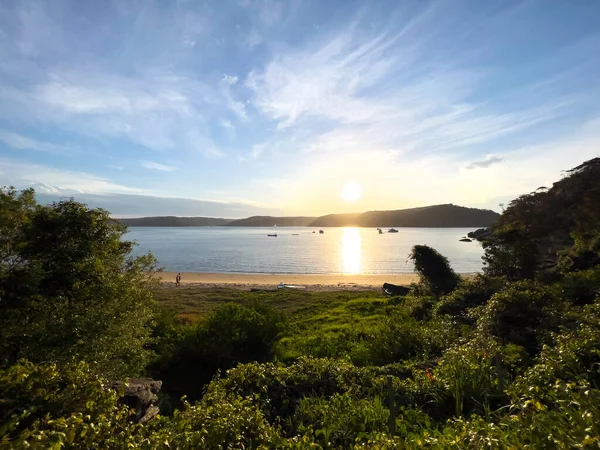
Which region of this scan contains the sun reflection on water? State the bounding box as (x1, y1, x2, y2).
(341, 227, 362, 274)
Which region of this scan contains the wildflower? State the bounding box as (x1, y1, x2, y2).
(425, 368, 434, 381)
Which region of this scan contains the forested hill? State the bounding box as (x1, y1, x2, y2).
(117, 204, 499, 227)
(118, 216, 231, 227)
(310, 204, 499, 227)
(226, 216, 316, 227)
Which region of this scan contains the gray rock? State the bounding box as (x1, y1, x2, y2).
(111, 378, 162, 423)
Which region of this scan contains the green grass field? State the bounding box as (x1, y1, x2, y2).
(153, 286, 394, 362)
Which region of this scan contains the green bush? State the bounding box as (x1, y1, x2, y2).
(409, 245, 460, 296)
(434, 275, 506, 323)
(475, 280, 567, 355)
(291, 393, 389, 448)
(431, 338, 507, 418)
(150, 302, 286, 403)
(0, 361, 144, 449)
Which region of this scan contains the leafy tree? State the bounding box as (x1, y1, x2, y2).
(0, 190, 157, 377)
(481, 222, 539, 280)
(409, 245, 460, 296)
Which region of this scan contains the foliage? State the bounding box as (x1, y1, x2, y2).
(434, 275, 505, 323)
(0, 189, 157, 377)
(150, 302, 286, 403)
(483, 157, 600, 278)
(0, 361, 144, 449)
(409, 245, 460, 296)
(474, 280, 568, 355)
(291, 393, 389, 448)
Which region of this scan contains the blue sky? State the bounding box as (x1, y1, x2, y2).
(0, 0, 599, 217)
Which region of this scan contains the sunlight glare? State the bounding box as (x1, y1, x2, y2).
(341, 227, 362, 274)
(341, 181, 362, 202)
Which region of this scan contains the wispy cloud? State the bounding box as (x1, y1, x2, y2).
(0, 0, 598, 215)
(0, 130, 71, 154)
(466, 155, 504, 170)
(0, 159, 149, 195)
(141, 160, 177, 172)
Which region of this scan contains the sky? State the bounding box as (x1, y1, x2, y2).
(0, 0, 599, 218)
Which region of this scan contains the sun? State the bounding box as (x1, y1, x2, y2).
(341, 181, 362, 202)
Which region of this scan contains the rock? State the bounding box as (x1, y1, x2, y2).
(382, 283, 411, 296)
(111, 378, 162, 423)
(468, 228, 493, 241)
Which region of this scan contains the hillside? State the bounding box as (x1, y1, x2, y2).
(117, 205, 499, 228)
(226, 216, 316, 227)
(309, 204, 499, 228)
(118, 216, 231, 227)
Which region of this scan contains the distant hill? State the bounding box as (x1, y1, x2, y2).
(116, 204, 499, 228)
(226, 216, 316, 227)
(309, 204, 499, 228)
(118, 216, 231, 227)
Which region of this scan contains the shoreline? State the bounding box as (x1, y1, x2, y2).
(154, 272, 476, 291)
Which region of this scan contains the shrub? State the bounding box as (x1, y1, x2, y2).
(150, 302, 286, 403)
(291, 393, 389, 447)
(475, 281, 567, 355)
(432, 338, 507, 418)
(0, 361, 145, 449)
(434, 275, 506, 323)
(409, 245, 460, 296)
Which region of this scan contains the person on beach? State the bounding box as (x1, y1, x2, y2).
(176, 272, 181, 287)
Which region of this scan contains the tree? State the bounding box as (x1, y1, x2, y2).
(0, 189, 158, 377)
(409, 245, 460, 296)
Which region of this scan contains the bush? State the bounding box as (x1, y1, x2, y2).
(409, 245, 460, 296)
(291, 393, 389, 447)
(150, 302, 285, 403)
(434, 275, 506, 323)
(0, 361, 144, 449)
(432, 338, 507, 418)
(475, 281, 567, 355)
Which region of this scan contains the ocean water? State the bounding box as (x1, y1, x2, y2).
(125, 226, 485, 274)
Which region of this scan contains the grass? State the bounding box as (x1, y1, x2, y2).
(153, 285, 397, 362)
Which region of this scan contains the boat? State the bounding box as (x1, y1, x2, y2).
(319, 230, 324, 234)
(387, 228, 399, 233)
(268, 234, 278, 237)
(459, 238, 472, 242)
(277, 282, 306, 290)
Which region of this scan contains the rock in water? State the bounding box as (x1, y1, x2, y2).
(111, 378, 162, 423)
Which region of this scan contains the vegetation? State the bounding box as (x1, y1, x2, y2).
(2, 158, 600, 448)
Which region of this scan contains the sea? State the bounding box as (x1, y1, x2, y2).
(125, 226, 485, 274)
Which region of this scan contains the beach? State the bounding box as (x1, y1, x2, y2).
(156, 271, 422, 291)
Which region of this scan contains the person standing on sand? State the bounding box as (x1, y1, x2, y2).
(176, 272, 181, 287)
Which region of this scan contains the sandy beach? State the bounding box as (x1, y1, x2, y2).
(156, 272, 422, 291)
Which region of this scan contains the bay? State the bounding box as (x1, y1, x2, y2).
(125, 226, 484, 274)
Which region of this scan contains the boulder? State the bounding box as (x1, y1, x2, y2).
(111, 378, 162, 423)
(468, 228, 493, 241)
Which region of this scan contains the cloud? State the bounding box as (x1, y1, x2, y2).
(0, 159, 149, 195)
(141, 161, 177, 172)
(33, 192, 280, 219)
(221, 74, 238, 85)
(466, 155, 505, 170)
(0, 130, 71, 154)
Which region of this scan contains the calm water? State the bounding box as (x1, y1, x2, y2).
(126, 227, 484, 274)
